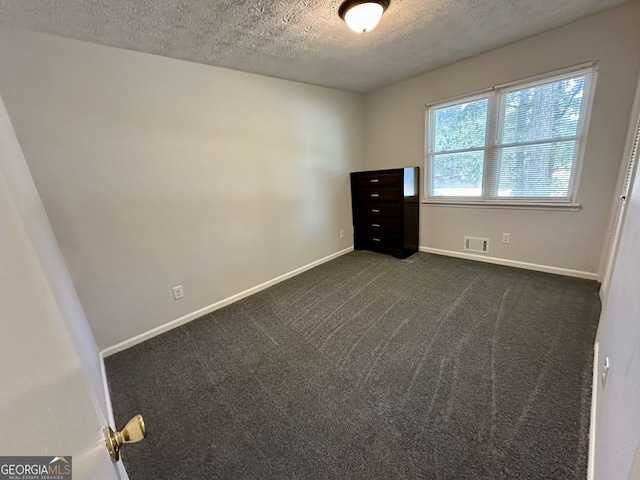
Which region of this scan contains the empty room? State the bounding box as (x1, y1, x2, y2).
(1, 1, 640, 479)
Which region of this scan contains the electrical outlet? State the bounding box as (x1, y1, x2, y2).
(501, 233, 511, 244)
(172, 285, 184, 300)
(340, 229, 345, 239)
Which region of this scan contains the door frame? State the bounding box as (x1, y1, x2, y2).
(598, 73, 640, 299)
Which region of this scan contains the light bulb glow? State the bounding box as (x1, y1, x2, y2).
(343, 2, 384, 33)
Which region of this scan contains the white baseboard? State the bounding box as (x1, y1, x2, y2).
(101, 247, 354, 357)
(599, 285, 607, 303)
(419, 246, 599, 281)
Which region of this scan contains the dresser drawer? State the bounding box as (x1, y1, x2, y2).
(357, 232, 402, 249)
(355, 204, 401, 218)
(352, 172, 402, 188)
(354, 188, 401, 202)
(355, 218, 401, 232)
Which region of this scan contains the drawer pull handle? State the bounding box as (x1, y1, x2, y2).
(370, 179, 379, 183)
(371, 193, 380, 198)
(372, 224, 380, 227)
(371, 209, 380, 213)
(373, 238, 381, 242)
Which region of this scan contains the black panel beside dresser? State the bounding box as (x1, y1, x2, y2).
(350, 167, 419, 259)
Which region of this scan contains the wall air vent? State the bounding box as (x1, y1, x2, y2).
(464, 236, 490, 254)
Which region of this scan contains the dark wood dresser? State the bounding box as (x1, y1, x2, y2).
(350, 167, 419, 259)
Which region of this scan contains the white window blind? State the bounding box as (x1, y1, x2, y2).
(426, 64, 597, 204)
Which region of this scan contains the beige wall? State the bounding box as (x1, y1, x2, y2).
(364, 2, 640, 275)
(0, 27, 365, 350)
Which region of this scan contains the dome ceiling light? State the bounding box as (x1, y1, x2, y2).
(338, 0, 390, 33)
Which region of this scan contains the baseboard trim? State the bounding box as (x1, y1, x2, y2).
(101, 247, 354, 357)
(419, 247, 599, 281)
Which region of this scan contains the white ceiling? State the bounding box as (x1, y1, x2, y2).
(0, 0, 633, 92)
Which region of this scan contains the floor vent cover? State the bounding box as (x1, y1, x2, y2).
(464, 236, 490, 253)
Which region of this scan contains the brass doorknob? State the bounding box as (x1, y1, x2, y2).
(104, 414, 146, 461)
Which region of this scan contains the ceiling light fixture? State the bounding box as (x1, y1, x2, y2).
(338, 0, 390, 33)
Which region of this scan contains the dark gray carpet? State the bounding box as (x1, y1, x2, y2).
(105, 251, 600, 479)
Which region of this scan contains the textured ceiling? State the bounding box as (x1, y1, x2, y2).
(0, 0, 634, 92)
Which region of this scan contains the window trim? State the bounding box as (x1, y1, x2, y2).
(424, 62, 598, 207)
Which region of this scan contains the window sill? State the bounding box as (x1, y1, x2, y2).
(421, 200, 581, 211)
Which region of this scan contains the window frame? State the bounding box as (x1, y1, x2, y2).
(424, 63, 598, 209)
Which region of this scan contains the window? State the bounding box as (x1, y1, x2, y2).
(425, 65, 597, 205)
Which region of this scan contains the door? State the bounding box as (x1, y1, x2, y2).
(0, 97, 126, 480)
